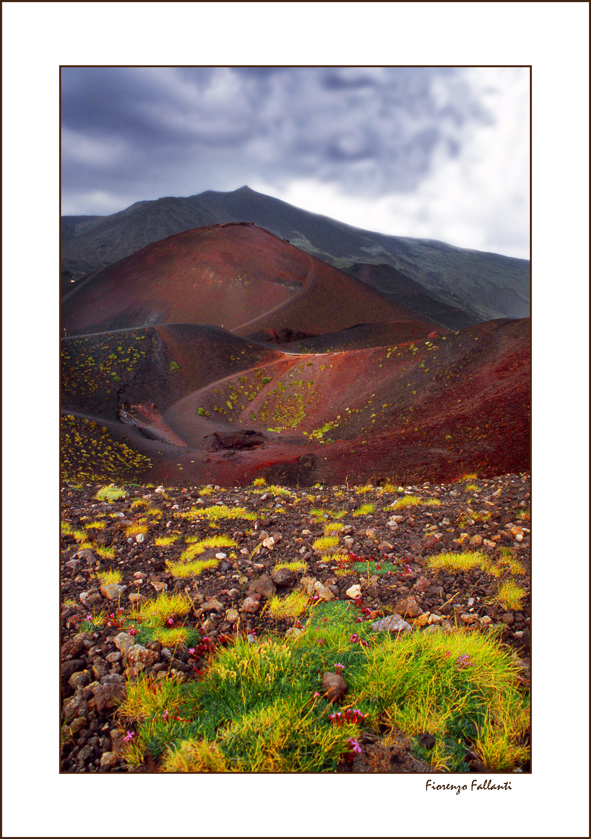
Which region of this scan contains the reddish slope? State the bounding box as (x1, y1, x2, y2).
(61, 224, 435, 338)
(61, 318, 529, 487)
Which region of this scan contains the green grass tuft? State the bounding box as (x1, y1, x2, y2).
(118, 602, 529, 774)
(95, 484, 128, 502)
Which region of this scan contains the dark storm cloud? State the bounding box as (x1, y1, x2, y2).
(61, 66, 494, 214)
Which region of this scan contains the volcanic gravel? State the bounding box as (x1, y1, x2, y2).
(60, 472, 531, 773)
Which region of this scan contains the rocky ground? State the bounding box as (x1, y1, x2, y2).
(60, 472, 531, 773)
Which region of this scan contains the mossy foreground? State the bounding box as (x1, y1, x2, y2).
(117, 601, 529, 773)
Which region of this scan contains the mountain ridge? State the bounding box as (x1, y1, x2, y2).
(61, 186, 529, 328)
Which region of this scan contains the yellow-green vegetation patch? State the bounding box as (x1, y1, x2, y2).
(179, 535, 236, 561)
(273, 560, 307, 572)
(353, 503, 375, 516)
(496, 580, 527, 611)
(175, 505, 257, 522)
(152, 626, 191, 649)
(458, 509, 491, 528)
(61, 330, 148, 401)
(95, 484, 128, 502)
(97, 568, 122, 585)
(309, 508, 347, 520)
(267, 590, 309, 620)
(250, 485, 294, 498)
(497, 548, 526, 576)
(312, 535, 340, 552)
(357, 626, 529, 772)
(61, 416, 152, 484)
(167, 558, 220, 578)
(376, 482, 399, 494)
(118, 602, 529, 774)
(388, 496, 441, 510)
(94, 545, 116, 559)
(61, 521, 73, 535)
(130, 498, 148, 510)
(355, 485, 375, 494)
(125, 521, 148, 538)
(160, 740, 231, 772)
(85, 520, 105, 530)
(427, 551, 486, 573)
(136, 592, 192, 625)
(154, 535, 180, 547)
(324, 521, 345, 534)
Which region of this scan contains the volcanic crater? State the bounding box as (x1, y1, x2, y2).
(61, 223, 530, 488)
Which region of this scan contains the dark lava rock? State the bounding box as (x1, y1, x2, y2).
(271, 567, 297, 589)
(207, 430, 267, 451)
(417, 732, 436, 750)
(322, 672, 347, 703)
(61, 659, 86, 681)
(249, 575, 276, 599)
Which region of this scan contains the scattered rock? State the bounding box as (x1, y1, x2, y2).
(413, 576, 430, 593)
(61, 637, 87, 661)
(322, 672, 347, 703)
(63, 692, 89, 723)
(74, 549, 98, 564)
(346, 584, 362, 600)
(241, 595, 262, 614)
(413, 612, 430, 627)
(417, 732, 436, 750)
(249, 576, 276, 599)
(99, 751, 120, 771)
(89, 681, 127, 713)
(271, 567, 296, 589)
(394, 596, 421, 618)
(100, 583, 127, 601)
(199, 598, 225, 614)
(125, 645, 159, 675)
(68, 670, 91, 691)
(313, 580, 335, 601)
(370, 614, 412, 634)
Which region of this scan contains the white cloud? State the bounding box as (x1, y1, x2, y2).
(61, 126, 127, 168)
(252, 68, 530, 258)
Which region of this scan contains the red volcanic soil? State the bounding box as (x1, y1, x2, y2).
(61, 224, 434, 339)
(61, 318, 530, 487)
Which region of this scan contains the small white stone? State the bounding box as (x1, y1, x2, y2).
(215, 552, 227, 560)
(346, 584, 362, 599)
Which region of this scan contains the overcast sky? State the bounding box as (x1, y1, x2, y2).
(61, 66, 530, 258)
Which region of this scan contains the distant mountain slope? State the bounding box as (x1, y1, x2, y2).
(61, 186, 530, 327)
